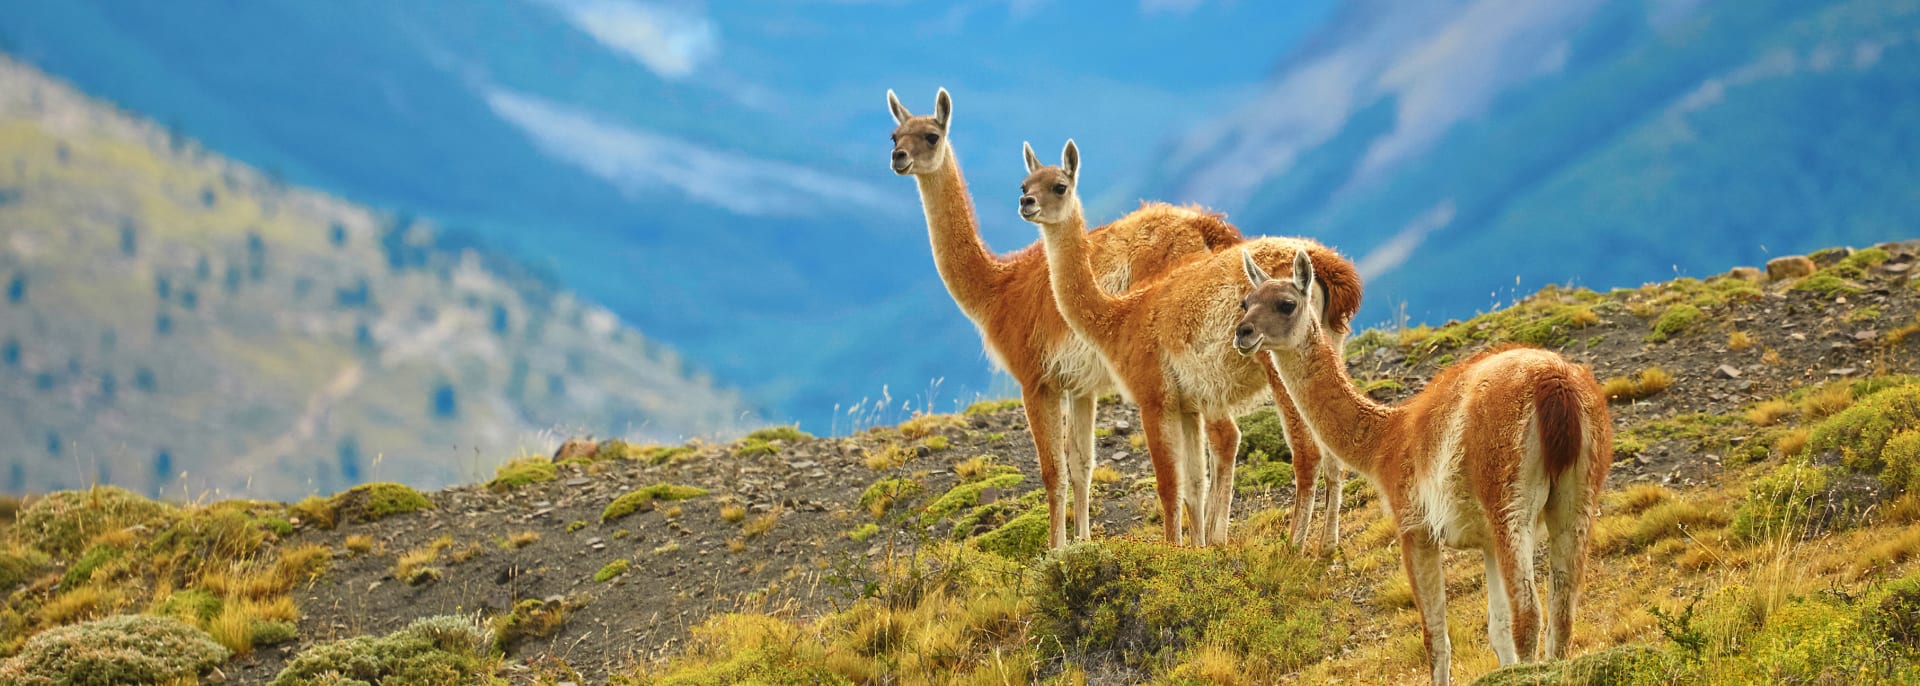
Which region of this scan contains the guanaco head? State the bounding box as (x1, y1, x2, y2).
(1017, 140, 1081, 225)
(1234, 248, 1318, 355)
(887, 88, 952, 175)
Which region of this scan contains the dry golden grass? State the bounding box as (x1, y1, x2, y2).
(1608, 484, 1673, 515)
(743, 508, 782, 539)
(727, 538, 747, 553)
(1798, 384, 1855, 420)
(1728, 330, 1753, 351)
(898, 413, 964, 439)
(392, 536, 454, 584)
(505, 531, 540, 548)
(1774, 427, 1811, 458)
(1761, 348, 1782, 365)
(342, 534, 374, 555)
(207, 602, 255, 656)
(1886, 315, 1920, 347)
(1090, 466, 1122, 484)
(37, 586, 116, 626)
(864, 445, 911, 471)
(1744, 400, 1795, 426)
(1128, 433, 1148, 452)
(720, 504, 748, 524)
(663, 505, 683, 519)
(1601, 366, 1674, 402)
(449, 542, 484, 564)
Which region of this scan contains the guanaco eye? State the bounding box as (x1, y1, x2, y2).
(1238, 299, 1248, 312)
(923, 133, 940, 145)
(1052, 184, 1068, 195)
(1277, 301, 1297, 315)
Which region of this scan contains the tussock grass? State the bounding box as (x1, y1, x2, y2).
(1603, 366, 1674, 403)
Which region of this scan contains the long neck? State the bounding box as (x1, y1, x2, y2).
(1037, 207, 1120, 339)
(913, 150, 1002, 317)
(1266, 328, 1393, 477)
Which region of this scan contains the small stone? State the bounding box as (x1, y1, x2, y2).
(978, 487, 1001, 505)
(1113, 421, 1133, 435)
(1830, 367, 1860, 376)
(789, 460, 819, 469)
(585, 537, 604, 546)
(564, 478, 591, 487)
(368, 581, 382, 592)
(1766, 255, 1818, 280)
(1112, 451, 1130, 462)
(1725, 266, 1764, 282)
(1715, 364, 1742, 379)
(1789, 333, 1808, 342)
(531, 508, 554, 518)
(1855, 330, 1878, 341)
(1883, 262, 1912, 274)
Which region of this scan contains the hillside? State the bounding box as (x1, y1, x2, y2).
(0, 57, 747, 500)
(0, 239, 1917, 684)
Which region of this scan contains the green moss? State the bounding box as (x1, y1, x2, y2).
(964, 398, 1023, 416)
(567, 520, 588, 533)
(590, 439, 645, 462)
(0, 548, 49, 593)
(1467, 645, 1679, 685)
(602, 484, 710, 522)
(734, 438, 780, 457)
(921, 435, 950, 451)
(594, 558, 630, 582)
(257, 516, 294, 537)
(922, 473, 1025, 526)
(1031, 539, 1343, 673)
(1731, 462, 1855, 542)
(641, 445, 697, 465)
(846, 523, 879, 542)
(1803, 382, 1920, 479)
(1235, 452, 1295, 495)
(858, 478, 924, 519)
(0, 614, 229, 685)
(1792, 273, 1863, 297)
(251, 619, 299, 646)
(950, 489, 1046, 541)
(745, 425, 812, 443)
(1645, 303, 1702, 343)
(10, 486, 177, 557)
(326, 482, 433, 525)
(1344, 328, 1398, 359)
(270, 615, 503, 686)
(1614, 433, 1648, 458)
(155, 588, 225, 623)
(60, 543, 125, 588)
(1235, 408, 1290, 462)
(486, 456, 557, 491)
(973, 508, 1048, 560)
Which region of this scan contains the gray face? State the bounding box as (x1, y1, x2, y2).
(887, 89, 951, 176)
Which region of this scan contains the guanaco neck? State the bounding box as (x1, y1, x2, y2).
(913, 149, 1004, 319)
(1036, 206, 1121, 340)
(1266, 328, 1394, 478)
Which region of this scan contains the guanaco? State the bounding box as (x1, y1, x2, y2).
(1018, 140, 1361, 546)
(1236, 249, 1612, 684)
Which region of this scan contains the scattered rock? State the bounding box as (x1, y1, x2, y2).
(1766, 255, 1818, 280)
(1809, 246, 1854, 267)
(1830, 367, 1860, 376)
(1714, 365, 1741, 379)
(552, 437, 597, 461)
(1725, 266, 1763, 282)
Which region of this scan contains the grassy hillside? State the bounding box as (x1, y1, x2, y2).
(0, 239, 1917, 684)
(0, 57, 747, 501)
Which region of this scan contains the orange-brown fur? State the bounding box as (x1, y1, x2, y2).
(1019, 141, 1362, 547)
(889, 90, 1246, 547)
(1238, 253, 1612, 685)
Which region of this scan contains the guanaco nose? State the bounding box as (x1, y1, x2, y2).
(1236, 324, 1255, 339)
(891, 149, 907, 163)
(1020, 195, 1036, 208)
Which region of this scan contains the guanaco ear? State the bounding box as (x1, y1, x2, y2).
(933, 88, 953, 131)
(887, 90, 911, 125)
(1291, 249, 1315, 294)
(1242, 249, 1270, 287)
(1061, 140, 1080, 182)
(1023, 142, 1042, 175)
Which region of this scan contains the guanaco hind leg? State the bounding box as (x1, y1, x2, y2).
(1203, 417, 1241, 545)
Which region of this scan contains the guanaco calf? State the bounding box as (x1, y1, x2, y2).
(1019, 140, 1361, 546)
(888, 89, 1246, 547)
(1235, 249, 1612, 684)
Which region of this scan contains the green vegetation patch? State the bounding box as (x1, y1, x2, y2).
(270, 615, 502, 686)
(154, 589, 224, 624)
(60, 542, 126, 588)
(1236, 452, 1296, 495)
(0, 614, 229, 686)
(745, 425, 812, 443)
(1646, 303, 1702, 343)
(601, 484, 710, 522)
(964, 398, 1023, 416)
(1032, 538, 1344, 674)
(1235, 408, 1290, 462)
(0, 548, 49, 594)
(643, 613, 852, 686)
(10, 486, 177, 557)
(1792, 273, 1863, 297)
(486, 456, 557, 491)
(594, 559, 630, 582)
(312, 482, 433, 527)
(490, 598, 571, 652)
(1803, 381, 1920, 479)
(858, 478, 924, 519)
(922, 473, 1025, 526)
(973, 508, 1048, 560)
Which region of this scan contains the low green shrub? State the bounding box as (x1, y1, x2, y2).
(486, 457, 557, 491)
(602, 484, 710, 522)
(270, 615, 502, 686)
(0, 614, 229, 685)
